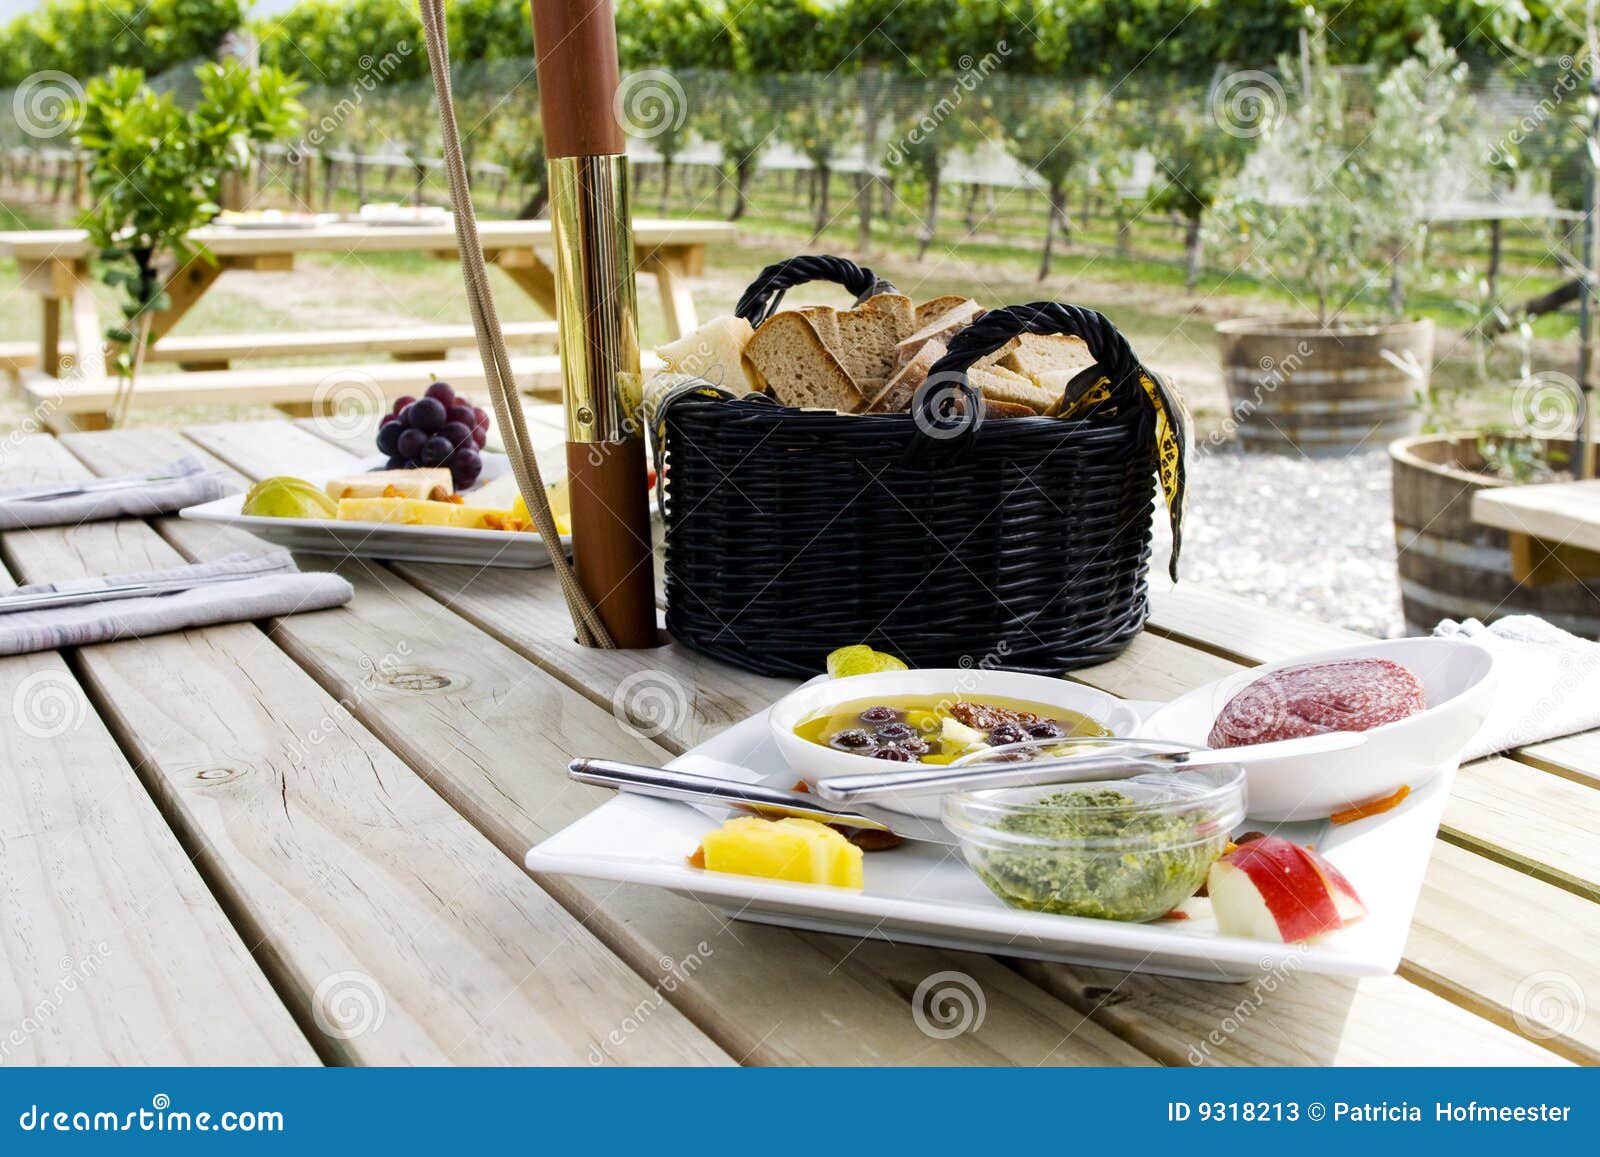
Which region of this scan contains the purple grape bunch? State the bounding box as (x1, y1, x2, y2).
(376, 381, 489, 490)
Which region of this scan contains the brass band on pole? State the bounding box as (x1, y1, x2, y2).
(548, 155, 642, 444)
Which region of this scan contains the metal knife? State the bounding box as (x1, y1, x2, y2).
(7, 472, 193, 503)
(567, 757, 957, 845)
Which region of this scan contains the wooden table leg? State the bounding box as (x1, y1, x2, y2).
(640, 247, 700, 339)
(1508, 532, 1600, 587)
(70, 277, 105, 380)
(492, 247, 561, 317)
(40, 295, 62, 377)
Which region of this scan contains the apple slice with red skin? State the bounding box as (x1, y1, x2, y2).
(1208, 836, 1354, 943)
(1296, 842, 1367, 925)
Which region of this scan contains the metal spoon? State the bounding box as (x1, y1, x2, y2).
(812, 730, 1367, 804)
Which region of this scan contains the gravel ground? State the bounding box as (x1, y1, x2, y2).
(1150, 446, 1404, 638)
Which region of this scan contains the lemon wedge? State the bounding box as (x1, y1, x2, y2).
(825, 644, 908, 679)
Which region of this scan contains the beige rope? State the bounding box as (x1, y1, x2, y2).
(417, 0, 611, 647)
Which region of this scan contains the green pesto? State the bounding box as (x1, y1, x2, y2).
(969, 788, 1225, 922)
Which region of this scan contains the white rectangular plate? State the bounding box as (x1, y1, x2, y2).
(528, 703, 1452, 982)
(180, 453, 568, 569)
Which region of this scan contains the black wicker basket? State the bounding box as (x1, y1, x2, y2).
(655, 257, 1182, 678)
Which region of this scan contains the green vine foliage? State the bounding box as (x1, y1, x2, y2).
(0, 0, 246, 87)
(243, 0, 1542, 85)
(74, 63, 305, 379)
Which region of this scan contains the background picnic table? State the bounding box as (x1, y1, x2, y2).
(1, 419, 1596, 1066)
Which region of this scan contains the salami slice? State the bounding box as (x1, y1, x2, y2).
(1208, 658, 1426, 748)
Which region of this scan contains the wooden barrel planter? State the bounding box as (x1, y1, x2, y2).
(1216, 318, 1433, 455)
(1390, 433, 1600, 638)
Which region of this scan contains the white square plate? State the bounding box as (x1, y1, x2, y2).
(527, 699, 1453, 982)
(180, 453, 569, 569)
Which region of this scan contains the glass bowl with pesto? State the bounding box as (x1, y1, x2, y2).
(943, 765, 1246, 923)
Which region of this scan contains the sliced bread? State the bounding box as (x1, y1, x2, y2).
(969, 366, 1057, 414)
(999, 332, 1096, 380)
(895, 299, 984, 364)
(859, 292, 916, 338)
(656, 315, 760, 393)
(743, 311, 865, 412)
(914, 295, 975, 326)
(866, 338, 948, 413)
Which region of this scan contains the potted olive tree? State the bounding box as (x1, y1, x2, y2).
(1210, 14, 1476, 455)
(1388, 2, 1600, 638)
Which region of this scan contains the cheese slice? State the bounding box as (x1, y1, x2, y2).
(324, 468, 452, 502)
(335, 497, 526, 530)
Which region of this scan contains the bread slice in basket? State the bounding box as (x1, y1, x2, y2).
(743, 311, 865, 412)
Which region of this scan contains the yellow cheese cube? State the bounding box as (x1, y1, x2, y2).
(695, 817, 864, 888)
(335, 497, 523, 529)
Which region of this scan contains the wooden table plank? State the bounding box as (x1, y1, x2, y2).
(7, 435, 729, 1067)
(0, 219, 737, 261)
(69, 425, 1156, 1067)
(0, 447, 317, 1062)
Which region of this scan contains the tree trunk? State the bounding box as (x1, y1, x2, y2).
(1183, 213, 1203, 290)
(659, 155, 673, 213)
(856, 70, 880, 253)
(731, 158, 753, 221)
(1039, 181, 1068, 280)
(517, 179, 549, 220)
(1388, 244, 1405, 320)
(964, 181, 980, 231)
(354, 154, 367, 205)
(1115, 206, 1131, 257)
(812, 163, 831, 240)
(917, 167, 942, 261)
(411, 159, 427, 206)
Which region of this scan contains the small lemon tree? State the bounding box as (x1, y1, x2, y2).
(75, 61, 303, 422)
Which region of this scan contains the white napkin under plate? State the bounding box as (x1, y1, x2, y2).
(0, 457, 231, 530)
(1434, 615, 1600, 760)
(0, 551, 353, 656)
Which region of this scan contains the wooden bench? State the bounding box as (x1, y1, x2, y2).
(18, 350, 663, 431)
(0, 320, 559, 377)
(19, 357, 561, 432)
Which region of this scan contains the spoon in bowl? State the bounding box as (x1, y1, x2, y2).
(812, 730, 1367, 804)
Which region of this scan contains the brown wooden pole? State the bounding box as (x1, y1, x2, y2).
(531, 0, 658, 647)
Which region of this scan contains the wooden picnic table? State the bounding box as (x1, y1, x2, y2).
(3, 418, 1598, 1066)
(0, 218, 733, 430)
(1474, 478, 1600, 588)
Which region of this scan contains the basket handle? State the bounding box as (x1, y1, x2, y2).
(915, 301, 1187, 582)
(734, 255, 898, 326)
(911, 302, 1139, 438)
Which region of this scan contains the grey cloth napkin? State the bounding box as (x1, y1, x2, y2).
(0, 551, 353, 656)
(1434, 614, 1600, 759)
(0, 457, 231, 530)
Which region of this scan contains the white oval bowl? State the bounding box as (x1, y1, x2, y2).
(769, 669, 1143, 818)
(1139, 637, 1497, 821)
